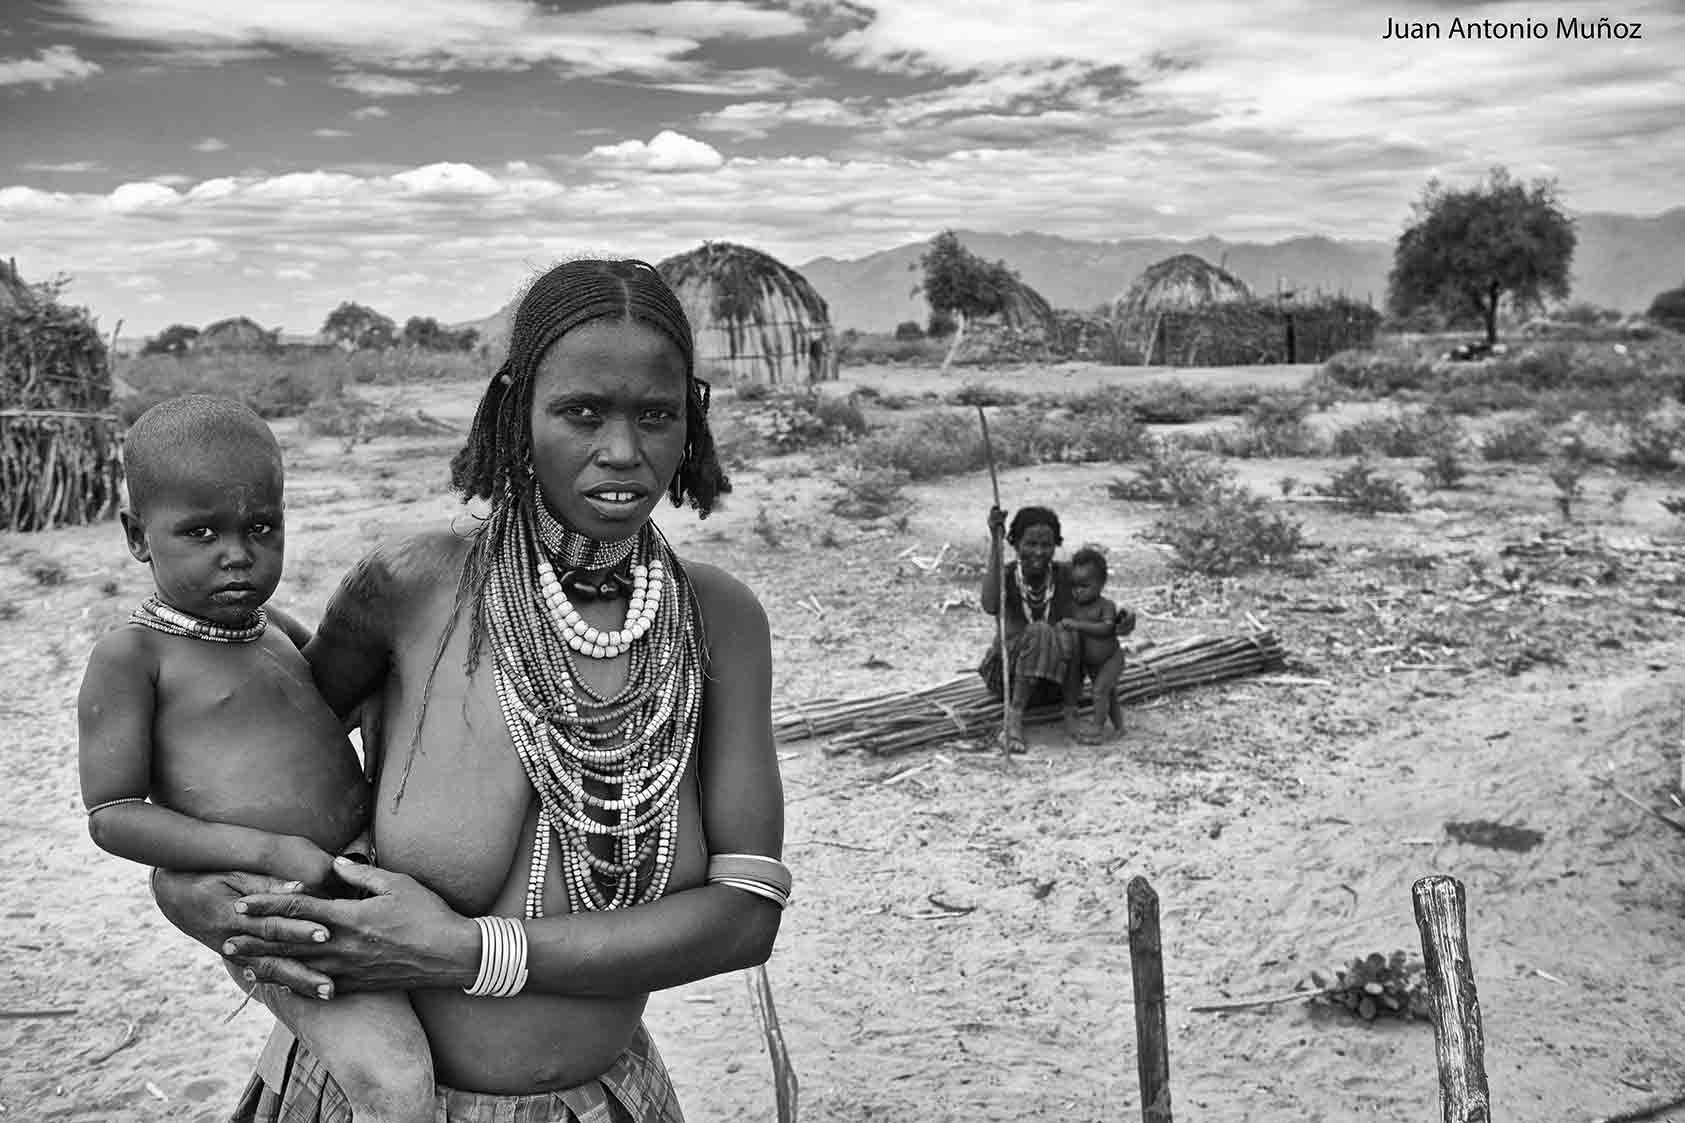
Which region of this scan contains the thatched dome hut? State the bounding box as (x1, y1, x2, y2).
(656, 243, 837, 387)
(198, 315, 279, 353)
(1114, 254, 1253, 322)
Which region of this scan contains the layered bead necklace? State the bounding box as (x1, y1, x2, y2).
(131, 596, 267, 643)
(483, 488, 703, 918)
(1020, 567, 1050, 622)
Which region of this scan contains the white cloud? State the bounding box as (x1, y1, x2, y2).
(351, 105, 390, 120)
(588, 130, 725, 173)
(0, 45, 102, 88)
(21, 160, 106, 173)
(697, 97, 871, 137)
(193, 137, 228, 153)
(331, 72, 459, 97)
(391, 162, 504, 196)
(58, 0, 807, 77)
(107, 182, 180, 212)
(314, 128, 353, 138)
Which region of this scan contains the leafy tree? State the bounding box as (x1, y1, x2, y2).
(321, 301, 397, 351)
(141, 323, 200, 356)
(915, 230, 1022, 365)
(1388, 168, 1576, 344)
(1647, 283, 1685, 333)
(403, 316, 478, 351)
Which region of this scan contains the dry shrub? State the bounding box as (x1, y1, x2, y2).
(297, 394, 458, 443)
(1311, 951, 1429, 1022)
(1109, 441, 1233, 506)
(1147, 486, 1305, 576)
(1317, 461, 1413, 514)
(1330, 408, 1461, 459)
(728, 389, 870, 455)
(1480, 417, 1552, 462)
(829, 464, 910, 520)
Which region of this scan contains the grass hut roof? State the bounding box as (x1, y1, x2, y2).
(991, 276, 1056, 332)
(1115, 253, 1254, 320)
(656, 242, 837, 386)
(198, 315, 278, 352)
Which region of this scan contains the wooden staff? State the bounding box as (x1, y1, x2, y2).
(746, 964, 798, 1123)
(977, 406, 1012, 757)
(1128, 877, 1173, 1122)
(1412, 876, 1491, 1123)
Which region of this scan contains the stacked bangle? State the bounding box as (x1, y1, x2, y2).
(463, 916, 529, 998)
(707, 853, 793, 909)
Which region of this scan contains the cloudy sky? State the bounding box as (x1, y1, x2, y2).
(3, 0, 1680, 338)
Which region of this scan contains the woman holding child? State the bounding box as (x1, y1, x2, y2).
(151, 260, 787, 1121)
(981, 504, 1134, 750)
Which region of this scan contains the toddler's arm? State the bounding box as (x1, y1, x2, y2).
(1064, 600, 1121, 636)
(77, 632, 335, 888)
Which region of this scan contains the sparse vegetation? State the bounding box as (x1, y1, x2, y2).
(1317, 461, 1414, 514)
(1147, 485, 1305, 576)
(1311, 951, 1430, 1022)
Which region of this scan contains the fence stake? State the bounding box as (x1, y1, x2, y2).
(1412, 875, 1491, 1123)
(1128, 876, 1173, 1122)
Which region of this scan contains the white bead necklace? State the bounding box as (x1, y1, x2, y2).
(534, 551, 665, 660)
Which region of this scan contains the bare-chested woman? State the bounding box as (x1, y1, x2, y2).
(152, 259, 787, 1121)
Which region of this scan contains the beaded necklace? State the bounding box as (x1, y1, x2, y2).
(483, 495, 703, 918)
(131, 596, 267, 643)
(1020, 568, 1050, 623)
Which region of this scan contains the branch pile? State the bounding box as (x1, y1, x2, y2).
(774, 630, 1286, 756)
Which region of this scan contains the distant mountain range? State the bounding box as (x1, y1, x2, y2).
(794, 210, 1685, 331)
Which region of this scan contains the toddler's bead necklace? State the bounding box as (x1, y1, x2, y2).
(130, 596, 267, 643)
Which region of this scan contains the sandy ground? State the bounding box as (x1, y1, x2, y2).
(5, 359, 1685, 1121)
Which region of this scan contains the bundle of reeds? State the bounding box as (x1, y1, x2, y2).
(774, 630, 1286, 756)
(1, 261, 122, 531)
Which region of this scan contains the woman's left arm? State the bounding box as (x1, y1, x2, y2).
(226, 563, 785, 999)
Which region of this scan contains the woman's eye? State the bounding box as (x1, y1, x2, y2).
(561, 405, 600, 423)
(640, 409, 678, 426)
(185, 527, 214, 540)
(251, 523, 274, 537)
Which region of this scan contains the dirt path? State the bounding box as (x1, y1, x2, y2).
(4, 366, 1685, 1121)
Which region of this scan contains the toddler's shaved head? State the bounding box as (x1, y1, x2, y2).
(124, 396, 281, 515)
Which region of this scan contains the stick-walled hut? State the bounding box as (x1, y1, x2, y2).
(656, 243, 838, 387)
(0, 259, 123, 531)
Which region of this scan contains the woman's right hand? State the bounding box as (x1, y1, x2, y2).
(987, 506, 1007, 538)
(151, 869, 335, 999)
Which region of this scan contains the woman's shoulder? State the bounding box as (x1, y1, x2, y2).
(681, 559, 764, 617)
(332, 528, 470, 612)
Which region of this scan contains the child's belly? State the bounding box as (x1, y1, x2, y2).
(151, 684, 370, 853)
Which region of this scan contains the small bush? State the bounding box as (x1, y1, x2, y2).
(1320, 349, 1438, 396)
(1311, 951, 1429, 1022)
(1420, 431, 1469, 491)
(734, 390, 870, 453)
(1147, 486, 1305, 575)
(948, 382, 1021, 408)
(1108, 442, 1234, 506)
(1620, 411, 1685, 472)
(830, 464, 910, 520)
(733, 381, 773, 402)
(1317, 461, 1414, 514)
(893, 320, 924, 340)
(838, 332, 948, 366)
(1480, 417, 1552, 462)
(1330, 408, 1461, 459)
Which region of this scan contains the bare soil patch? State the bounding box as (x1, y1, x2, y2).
(5, 360, 1685, 1121)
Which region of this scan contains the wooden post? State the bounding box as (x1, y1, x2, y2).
(1412, 876, 1491, 1123)
(1127, 877, 1173, 1123)
(977, 406, 1013, 759)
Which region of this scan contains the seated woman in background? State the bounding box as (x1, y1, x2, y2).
(979, 504, 1076, 753)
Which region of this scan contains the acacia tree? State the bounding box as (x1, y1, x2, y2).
(321, 301, 397, 351)
(916, 230, 1020, 367)
(1388, 168, 1576, 345)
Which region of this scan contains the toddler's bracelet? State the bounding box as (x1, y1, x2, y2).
(707, 853, 793, 910)
(463, 916, 529, 998)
